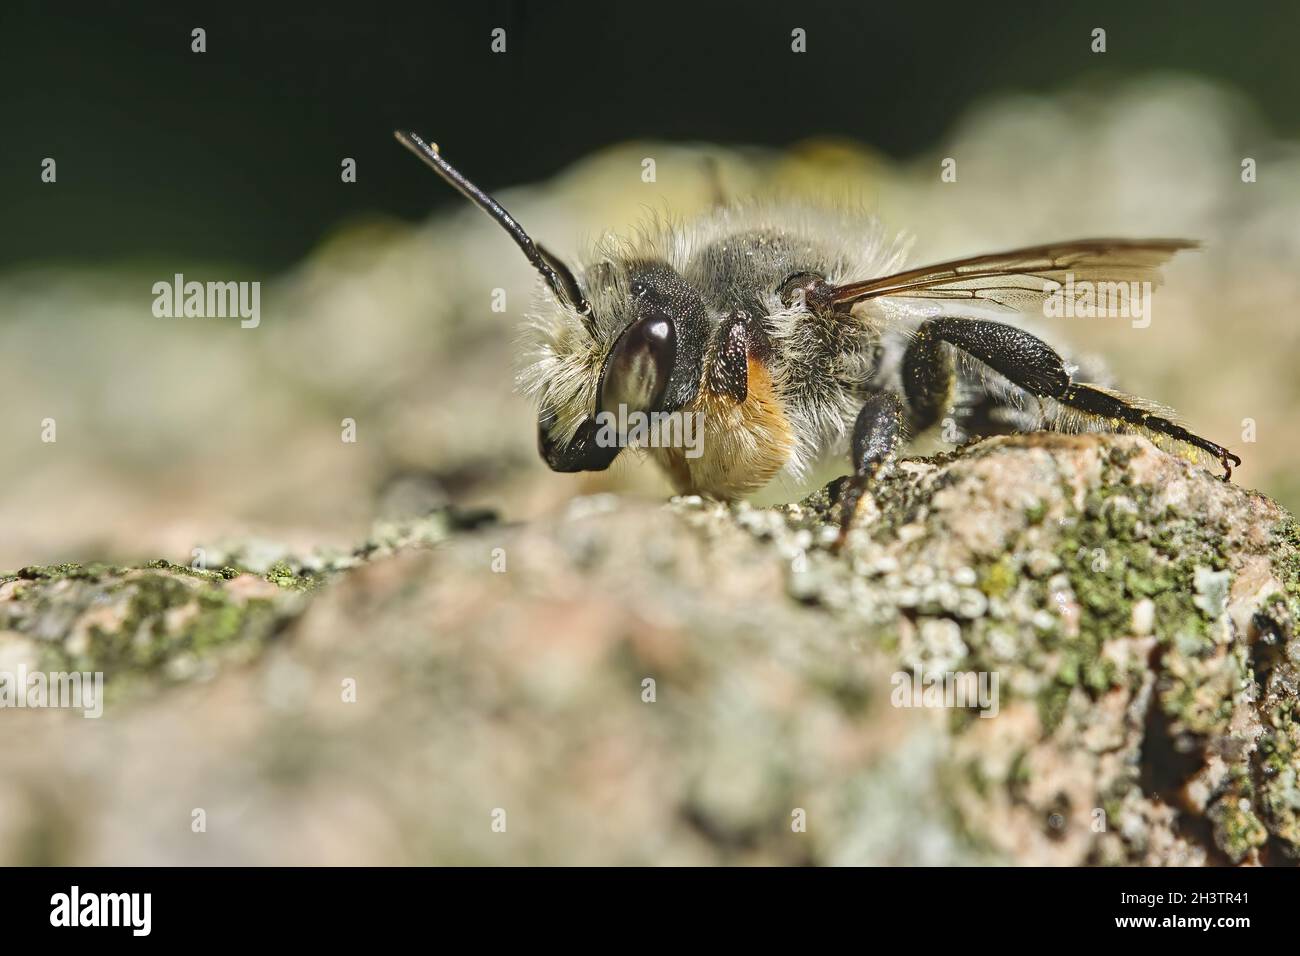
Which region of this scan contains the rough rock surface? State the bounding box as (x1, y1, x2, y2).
(2, 433, 1298, 865)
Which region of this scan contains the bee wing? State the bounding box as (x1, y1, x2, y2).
(833, 238, 1198, 313)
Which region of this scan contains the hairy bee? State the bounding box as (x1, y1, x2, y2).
(396, 132, 1240, 539)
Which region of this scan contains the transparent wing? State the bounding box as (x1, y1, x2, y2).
(832, 238, 1198, 312)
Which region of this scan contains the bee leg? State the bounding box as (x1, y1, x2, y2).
(835, 390, 904, 550)
(1053, 382, 1242, 479)
(902, 317, 1241, 478)
(902, 318, 1069, 434)
(704, 309, 771, 402)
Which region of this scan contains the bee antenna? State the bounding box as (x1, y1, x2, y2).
(394, 131, 594, 328)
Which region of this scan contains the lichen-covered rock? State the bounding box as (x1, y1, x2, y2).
(1, 433, 1297, 865)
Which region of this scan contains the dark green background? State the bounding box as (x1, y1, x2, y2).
(3, 0, 1296, 273)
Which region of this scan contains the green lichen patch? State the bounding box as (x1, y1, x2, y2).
(0, 507, 502, 702)
(265, 560, 322, 592)
(1, 566, 294, 698)
(1208, 795, 1270, 863)
(143, 558, 242, 581)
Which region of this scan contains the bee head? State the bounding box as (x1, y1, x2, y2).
(528, 259, 709, 472)
(395, 132, 708, 473)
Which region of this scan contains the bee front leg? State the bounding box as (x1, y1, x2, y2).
(704, 309, 771, 402)
(836, 390, 904, 549)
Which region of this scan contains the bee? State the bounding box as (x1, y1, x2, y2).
(396, 131, 1240, 542)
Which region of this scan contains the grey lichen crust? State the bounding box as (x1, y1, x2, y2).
(1, 433, 1297, 865)
(728, 433, 1300, 865)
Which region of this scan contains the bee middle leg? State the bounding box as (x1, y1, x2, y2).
(836, 390, 904, 548)
(901, 317, 1240, 478)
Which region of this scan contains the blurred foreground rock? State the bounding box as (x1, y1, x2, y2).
(2, 433, 1298, 865)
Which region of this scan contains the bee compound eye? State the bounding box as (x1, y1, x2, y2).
(598, 312, 676, 417)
